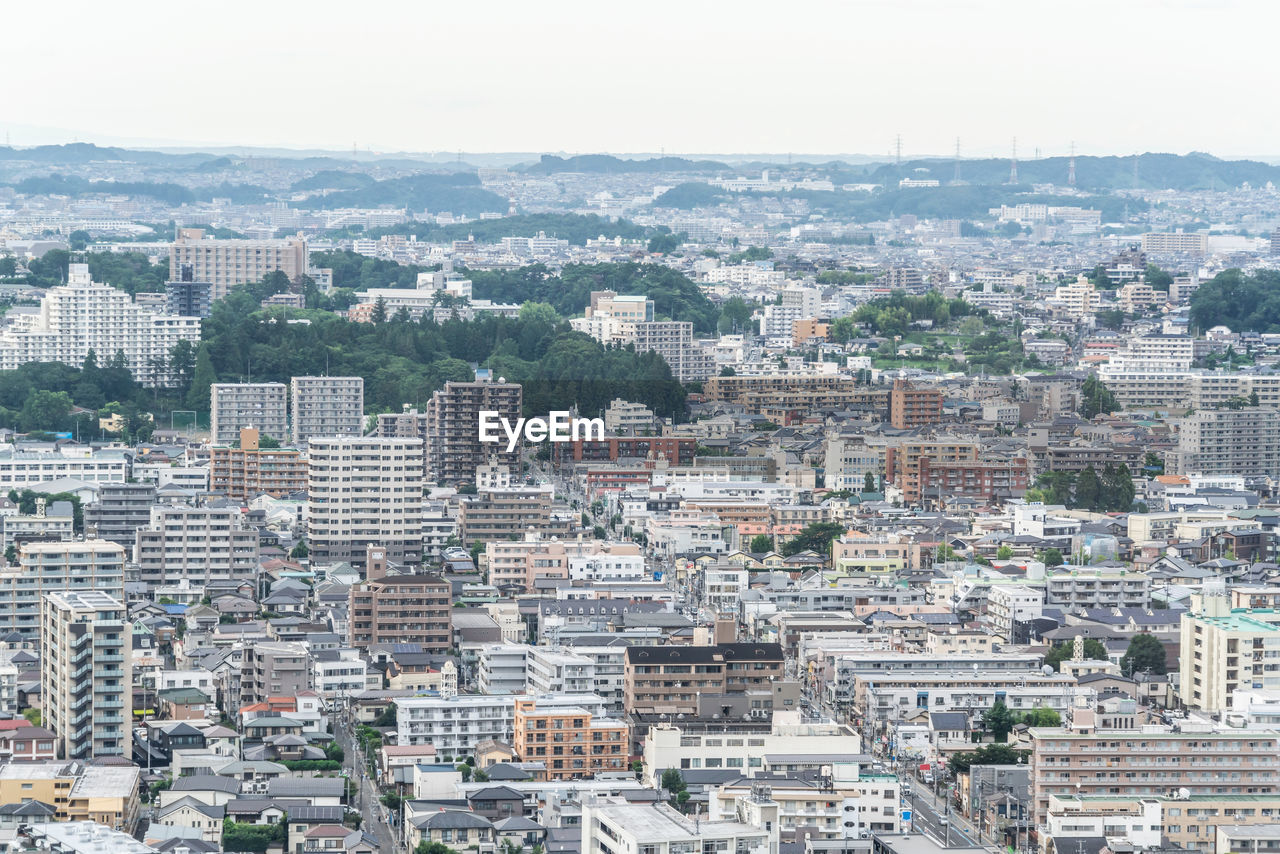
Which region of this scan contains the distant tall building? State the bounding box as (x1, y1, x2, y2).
(0, 264, 201, 387)
(210, 382, 288, 445)
(307, 436, 424, 564)
(169, 228, 308, 301)
(290, 376, 364, 446)
(1177, 406, 1280, 479)
(210, 427, 307, 499)
(1140, 232, 1209, 255)
(165, 262, 213, 318)
(426, 376, 522, 486)
(84, 482, 157, 547)
(134, 505, 260, 586)
(889, 378, 944, 429)
(41, 590, 131, 760)
(348, 546, 451, 651)
(0, 540, 126, 641)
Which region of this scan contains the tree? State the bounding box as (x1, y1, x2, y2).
(18, 389, 73, 432)
(1074, 466, 1102, 511)
(749, 534, 773, 554)
(717, 296, 754, 334)
(186, 343, 217, 412)
(996, 544, 1013, 560)
(780, 522, 846, 557)
(1018, 707, 1062, 727)
(864, 471, 877, 493)
(1044, 638, 1107, 672)
(948, 743, 1029, 775)
(258, 434, 282, 449)
(1081, 375, 1119, 419)
(1040, 548, 1064, 567)
(371, 296, 388, 323)
(68, 230, 90, 251)
(981, 700, 1016, 742)
(1101, 463, 1135, 512)
(647, 233, 681, 254)
(290, 540, 309, 559)
(416, 843, 462, 854)
(1120, 633, 1167, 677)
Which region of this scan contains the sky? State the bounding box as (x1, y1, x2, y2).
(7, 0, 1280, 158)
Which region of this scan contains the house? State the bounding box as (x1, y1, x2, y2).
(494, 816, 547, 849)
(267, 776, 345, 807)
(0, 799, 57, 828)
(158, 687, 216, 721)
(303, 824, 379, 854)
(287, 805, 348, 848)
(158, 775, 242, 808)
(473, 739, 517, 769)
(153, 796, 226, 843)
(0, 724, 56, 760)
(467, 785, 528, 821)
(152, 722, 208, 761)
(410, 809, 496, 850)
(929, 711, 971, 754)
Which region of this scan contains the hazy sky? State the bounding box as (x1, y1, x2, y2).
(8, 0, 1279, 157)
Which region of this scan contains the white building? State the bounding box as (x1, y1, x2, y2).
(987, 585, 1045, 641)
(582, 802, 777, 854)
(210, 383, 288, 446)
(759, 287, 821, 339)
(307, 436, 424, 565)
(396, 692, 611, 757)
(0, 264, 200, 387)
(290, 376, 364, 446)
(0, 446, 128, 492)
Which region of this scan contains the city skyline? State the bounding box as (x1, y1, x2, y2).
(7, 0, 1279, 157)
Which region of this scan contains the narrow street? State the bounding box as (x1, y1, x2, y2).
(336, 718, 398, 852)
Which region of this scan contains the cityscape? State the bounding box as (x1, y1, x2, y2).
(4, 3, 1280, 854)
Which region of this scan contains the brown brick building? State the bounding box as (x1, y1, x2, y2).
(623, 643, 785, 716)
(512, 697, 628, 780)
(889, 378, 944, 429)
(348, 547, 451, 652)
(210, 428, 307, 499)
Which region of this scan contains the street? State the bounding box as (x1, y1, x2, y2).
(907, 782, 981, 847)
(335, 716, 398, 852)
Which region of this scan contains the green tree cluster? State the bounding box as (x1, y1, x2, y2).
(221, 819, 286, 853)
(948, 743, 1029, 775)
(1044, 638, 1108, 672)
(780, 522, 846, 557)
(1081, 375, 1120, 418)
(1120, 633, 1168, 677)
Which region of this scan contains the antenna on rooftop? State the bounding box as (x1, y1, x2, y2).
(1009, 138, 1019, 184)
(1068, 142, 1077, 187)
(895, 135, 902, 167)
(953, 138, 961, 183)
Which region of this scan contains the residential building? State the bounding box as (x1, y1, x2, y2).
(426, 377, 523, 485)
(134, 505, 259, 586)
(458, 486, 569, 546)
(0, 763, 141, 832)
(397, 693, 611, 757)
(0, 540, 126, 640)
(581, 801, 776, 854)
(307, 436, 424, 564)
(241, 642, 312, 706)
(165, 264, 213, 318)
(1177, 407, 1280, 480)
(1141, 232, 1210, 254)
(1028, 721, 1280, 828)
(1179, 593, 1280, 711)
(290, 376, 365, 446)
(889, 379, 944, 429)
(210, 427, 307, 499)
(511, 696, 627, 779)
(349, 549, 451, 651)
(210, 382, 288, 446)
(624, 643, 785, 716)
(0, 446, 128, 492)
(0, 264, 200, 387)
(1049, 275, 1100, 319)
(759, 286, 821, 338)
(169, 228, 309, 300)
(84, 482, 156, 547)
(486, 532, 644, 593)
(41, 591, 132, 760)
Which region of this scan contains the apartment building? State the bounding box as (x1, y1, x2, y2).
(396, 693, 611, 757)
(1179, 594, 1280, 711)
(987, 585, 1046, 641)
(290, 376, 364, 446)
(210, 382, 288, 445)
(512, 696, 627, 780)
(889, 379, 944, 429)
(210, 427, 307, 499)
(642, 715, 862, 783)
(916, 455, 1030, 507)
(824, 436, 885, 491)
(0, 447, 129, 492)
(1045, 567, 1151, 609)
(624, 643, 785, 716)
(0, 264, 200, 387)
(41, 591, 131, 760)
(458, 486, 569, 546)
(165, 272, 212, 318)
(169, 228, 309, 300)
(426, 378, 522, 485)
(134, 505, 260, 586)
(1049, 275, 1100, 319)
(0, 540, 126, 640)
(84, 482, 156, 547)
(632, 320, 713, 382)
(759, 286, 821, 338)
(708, 773, 903, 840)
(581, 802, 775, 854)
(554, 435, 697, 465)
(307, 436, 424, 564)
(833, 532, 912, 574)
(241, 642, 312, 706)
(1177, 407, 1280, 479)
(348, 552, 451, 652)
(1141, 231, 1210, 254)
(1028, 719, 1280, 828)
(485, 532, 644, 593)
(0, 762, 141, 832)
(885, 441, 979, 504)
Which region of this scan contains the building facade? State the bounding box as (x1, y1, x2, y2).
(169, 228, 309, 301)
(307, 436, 424, 564)
(210, 382, 289, 446)
(290, 376, 365, 446)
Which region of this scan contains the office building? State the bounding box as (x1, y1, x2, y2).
(425, 377, 522, 485)
(41, 591, 131, 760)
(307, 436, 424, 564)
(210, 427, 308, 499)
(1179, 594, 1280, 711)
(84, 482, 157, 547)
(0, 264, 200, 387)
(290, 375, 365, 445)
(169, 228, 309, 300)
(210, 382, 289, 445)
(165, 263, 213, 317)
(134, 505, 260, 585)
(0, 540, 126, 641)
(511, 696, 627, 780)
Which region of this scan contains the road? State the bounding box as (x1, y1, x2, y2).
(336, 716, 398, 852)
(907, 782, 981, 847)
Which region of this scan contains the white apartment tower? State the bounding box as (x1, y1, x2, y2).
(307, 436, 425, 564)
(41, 590, 131, 760)
(290, 376, 365, 446)
(0, 264, 200, 386)
(210, 382, 289, 445)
